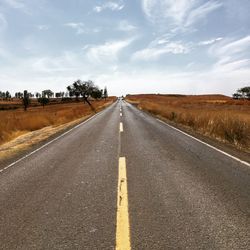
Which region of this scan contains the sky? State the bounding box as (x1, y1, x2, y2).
(0, 0, 250, 96)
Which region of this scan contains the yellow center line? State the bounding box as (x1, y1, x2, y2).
(120, 122, 123, 132)
(116, 157, 131, 250)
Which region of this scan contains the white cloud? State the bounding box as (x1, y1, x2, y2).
(1, 0, 249, 97)
(93, 28, 101, 33)
(95, 67, 250, 96)
(0, 49, 91, 93)
(0, 14, 8, 31)
(93, 1, 124, 13)
(3, 0, 26, 9)
(86, 39, 134, 63)
(2, 0, 33, 14)
(210, 36, 250, 59)
(132, 40, 190, 60)
(93, 6, 102, 13)
(31, 51, 80, 73)
(185, 1, 222, 27)
(142, 0, 195, 24)
(142, 0, 222, 29)
(223, 0, 250, 23)
(64, 22, 85, 34)
(64, 22, 101, 34)
(199, 37, 223, 45)
(0, 47, 11, 59)
(81, 45, 91, 51)
(36, 25, 49, 31)
(117, 20, 136, 31)
(213, 59, 250, 72)
(210, 36, 250, 71)
(2, 0, 47, 15)
(214, 36, 250, 57)
(0, 44, 248, 97)
(1, 48, 248, 96)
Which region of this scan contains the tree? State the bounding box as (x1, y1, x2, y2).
(23, 90, 30, 111)
(15, 92, 20, 98)
(55, 92, 61, 98)
(103, 86, 108, 100)
(240, 86, 250, 99)
(42, 89, 54, 98)
(0, 91, 6, 99)
(15, 92, 23, 98)
(67, 88, 74, 98)
(233, 86, 250, 100)
(38, 97, 49, 108)
(55, 92, 65, 98)
(35, 92, 41, 98)
(233, 93, 241, 99)
(92, 88, 103, 100)
(67, 79, 100, 111)
(67, 81, 81, 101)
(5, 91, 11, 100)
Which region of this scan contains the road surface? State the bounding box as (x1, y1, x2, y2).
(0, 100, 249, 249)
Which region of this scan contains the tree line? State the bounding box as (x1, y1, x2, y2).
(0, 91, 11, 100)
(1, 80, 108, 111)
(232, 86, 250, 100)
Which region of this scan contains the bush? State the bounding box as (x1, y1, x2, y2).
(38, 97, 49, 107)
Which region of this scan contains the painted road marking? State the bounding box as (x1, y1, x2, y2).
(0, 105, 114, 174)
(116, 157, 131, 250)
(120, 113, 122, 117)
(157, 118, 250, 167)
(120, 122, 123, 132)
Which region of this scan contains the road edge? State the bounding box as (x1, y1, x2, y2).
(0, 101, 117, 173)
(125, 101, 250, 167)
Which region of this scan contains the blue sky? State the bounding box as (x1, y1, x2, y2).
(0, 0, 250, 96)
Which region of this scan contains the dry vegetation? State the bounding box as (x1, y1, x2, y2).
(0, 97, 116, 146)
(126, 94, 250, 151)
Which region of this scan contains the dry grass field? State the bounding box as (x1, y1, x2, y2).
(126, 94, 250, 151)
(0, 97, 116, 146)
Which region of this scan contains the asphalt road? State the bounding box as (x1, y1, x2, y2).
(0, 100, 249, 249)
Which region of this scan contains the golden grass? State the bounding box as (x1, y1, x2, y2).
(0, 98, 115, 146)
(126, 94, 250, 151)
(0, 115, 92, 160)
